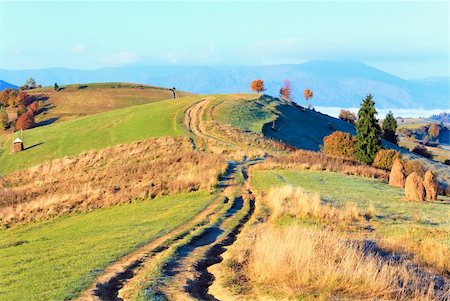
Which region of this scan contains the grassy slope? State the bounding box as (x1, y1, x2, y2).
(0, 95, 198, 174)
(212, 95, 278, 133)
(251, 169, 450, 247)
(28, 82, 190, 123)
(0, 191, 214, 301)
(213, 95, 450, 184)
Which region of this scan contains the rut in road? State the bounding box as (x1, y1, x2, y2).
(75, 159, 240, 301)
(78, 98, 262, 301)
(149, 158, 260, 301)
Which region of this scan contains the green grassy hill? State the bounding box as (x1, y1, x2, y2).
(0, 95, 197, 174)
(212, 95, 450, 185)
(26, 82, 190, 124)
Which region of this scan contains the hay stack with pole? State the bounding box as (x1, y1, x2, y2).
(423, 170, 438, 201)
(11, 137, 23, 153)
(389, 159, 406, 188)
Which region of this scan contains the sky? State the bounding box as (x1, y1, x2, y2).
(0, 1, 448, 78)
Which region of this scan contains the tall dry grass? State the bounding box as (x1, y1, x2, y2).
(265, 185, 361, 222)
(380, 237, 450, 276)
(259, 150, 389, 180)
(224, 185, 449, 300)
(0, 137, 227, 227)
(235, 225, 445, 300)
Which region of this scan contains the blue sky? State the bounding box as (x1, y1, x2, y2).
(0, 1, 448, 78)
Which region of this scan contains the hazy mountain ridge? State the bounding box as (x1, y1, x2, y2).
(0, 80, 18, 91)
(1, 61, 448, 109)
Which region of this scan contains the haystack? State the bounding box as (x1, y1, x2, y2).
(389, 159, 406, 188)
(405, 172, 425, 201)
(423, 170, 438, 201)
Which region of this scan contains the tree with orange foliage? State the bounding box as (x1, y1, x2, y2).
(29, 101, 40, 113)
(17, 91, 30, 107)
(304, 89, 313, 101)
(15, 111, 35, 130)
(250, 79, 265, 93)
(279, 79, 291, 100)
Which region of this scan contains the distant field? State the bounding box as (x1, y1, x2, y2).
(0, 191, 214, 301)
(27, 82, 190, 123)
(0, 95, 198, 173)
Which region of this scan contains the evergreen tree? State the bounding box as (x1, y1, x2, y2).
(25, 77, 36, 88)
(382, 111, 398, 144)
(355, 94, 381, 164)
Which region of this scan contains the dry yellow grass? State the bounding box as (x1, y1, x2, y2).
(380, 236, 450, 276)
(0, 137, 226, 227)
(258, 150, 388, 180)
(28, 83, 191, 123)
(234, 225, 441, 300)
(223, 185, 448, 300)
(265, 185, 362, 222)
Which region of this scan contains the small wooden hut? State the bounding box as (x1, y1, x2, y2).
(11, 138, 23, 153)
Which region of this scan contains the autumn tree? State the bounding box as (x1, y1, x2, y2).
(355, 94, 381, 164)
(16, 91, 30, 107)
(15, 111, 35, 130)
(0, 106, 8, 130)
(382, 111, 398, 144)
(303, 89, 313, 108)
(0, 89, 18, 107)
(279, 79, 291, 100)
(338, 109, 357, 124)
(428, 123, 440, 140)
(29, 101, 40, 113)
(250, 79, 265, 93)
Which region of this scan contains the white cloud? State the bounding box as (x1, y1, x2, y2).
(101, 51, 141, 65)
(70, 44, 88, 54)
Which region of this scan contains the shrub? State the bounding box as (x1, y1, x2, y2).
(411, 145, 433, 159)
(372, 149, 401, 170)
(322, 131, 357, 160)
(403, 159, 426, 177)
(15, 111, 35, 130)
(338, 109, 357, 124)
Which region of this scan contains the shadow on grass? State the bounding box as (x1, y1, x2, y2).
(35, 117, 59, 127)
(24, 142, 44, 151)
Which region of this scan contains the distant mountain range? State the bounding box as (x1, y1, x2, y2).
(1, 61, 448, 109)
(0, 80, 18, 91)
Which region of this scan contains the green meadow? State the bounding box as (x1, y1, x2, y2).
(0, 96, 198, 174)
(0, 191, 214, 301)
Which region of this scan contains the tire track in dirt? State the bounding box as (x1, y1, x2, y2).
(148, 157, 260, 301)
(77, 97, 262, 301)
